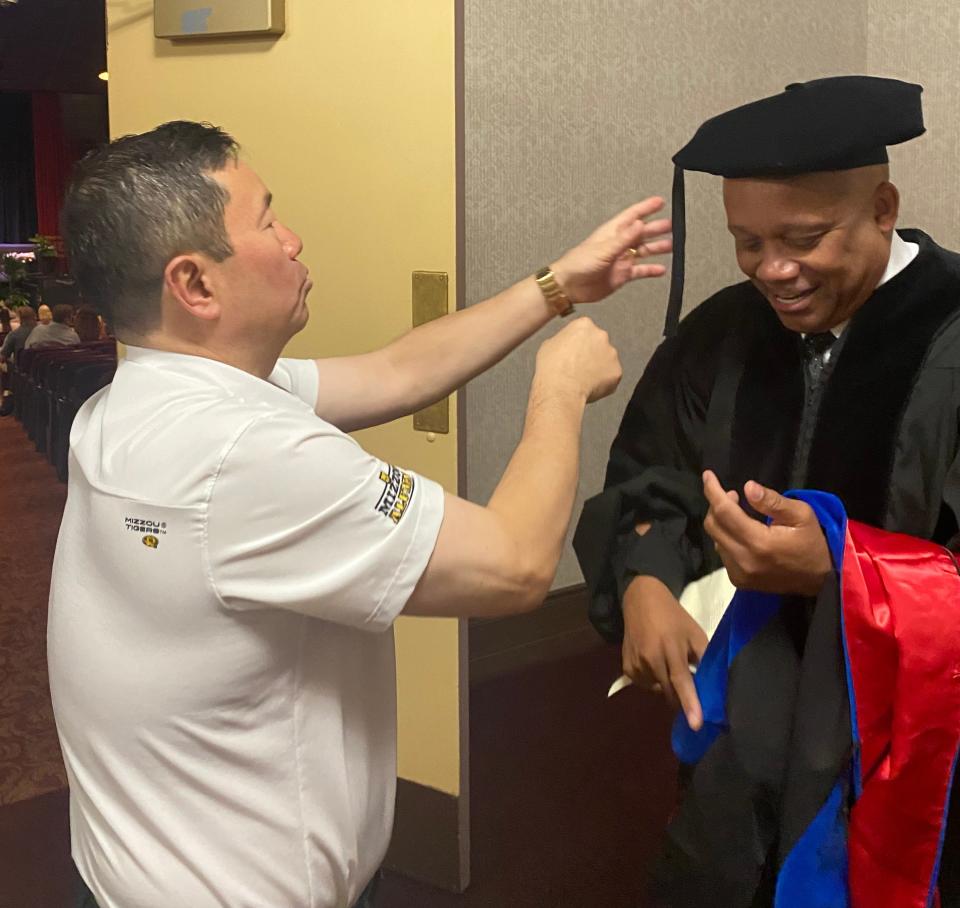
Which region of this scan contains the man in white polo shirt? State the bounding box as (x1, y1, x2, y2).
(49, 121, 671, 908)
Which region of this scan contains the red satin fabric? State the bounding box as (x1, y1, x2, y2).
(843, 520, 960, 908)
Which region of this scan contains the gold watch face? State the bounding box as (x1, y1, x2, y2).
(534, 267, 572, 314)
(536, 270, 558, 292)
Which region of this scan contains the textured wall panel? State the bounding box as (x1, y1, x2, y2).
(867, 1, 960, 250)
(465, 0, 868, 587)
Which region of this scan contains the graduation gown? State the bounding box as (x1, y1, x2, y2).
(573, 229, 960, 902)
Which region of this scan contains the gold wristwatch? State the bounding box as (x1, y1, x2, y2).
(535, 266, 575, 317)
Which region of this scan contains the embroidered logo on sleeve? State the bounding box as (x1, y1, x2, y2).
(375, 464, 415, 525)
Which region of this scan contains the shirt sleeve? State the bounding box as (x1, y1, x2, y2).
(268, 357, 320, 410)
(206, 411, 444, 631)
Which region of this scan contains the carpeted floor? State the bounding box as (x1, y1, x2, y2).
(379, 648, 677, 908)
(0, 415, 67, 807)
(0, 412, 678, 907)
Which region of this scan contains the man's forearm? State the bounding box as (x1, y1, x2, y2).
(313, 276, 557, 432)
(315, 197, 669, 431)
(383, 275, 556, 413)
(486, 377, 586, 604)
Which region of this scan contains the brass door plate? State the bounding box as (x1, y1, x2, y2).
(154, 0, 285, 38)
(412, 271, 449, 434)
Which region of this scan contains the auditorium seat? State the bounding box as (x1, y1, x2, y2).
(11, 342, 117, 480)
(53, 359, 116, 481)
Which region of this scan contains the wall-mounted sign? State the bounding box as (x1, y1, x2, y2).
(154, 0, 285, 39)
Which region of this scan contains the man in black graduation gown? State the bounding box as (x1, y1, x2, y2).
(574, 75, 960, 904)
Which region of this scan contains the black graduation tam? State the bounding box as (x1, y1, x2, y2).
(663, 76, 925, 336)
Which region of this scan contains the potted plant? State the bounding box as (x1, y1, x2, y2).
(1, 253, 29, 288)
(1, 254, 34, 311)
(28, 234, 58, 275)
(5, 289, 30, 309)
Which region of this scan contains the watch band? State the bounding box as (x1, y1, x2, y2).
(534, 266, 575, 317)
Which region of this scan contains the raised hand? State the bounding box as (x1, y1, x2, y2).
(550, 197, 672, 304)
(534, 317, 622, 404)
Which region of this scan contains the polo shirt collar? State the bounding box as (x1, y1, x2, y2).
(122, 345, 296, 409)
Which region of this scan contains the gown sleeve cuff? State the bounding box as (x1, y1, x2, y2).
(614, 522, 693, 601)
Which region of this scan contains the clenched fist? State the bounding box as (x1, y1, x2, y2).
(535, 317, 623, 404)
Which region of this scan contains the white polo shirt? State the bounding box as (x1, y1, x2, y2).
(48, 346, 444, 908)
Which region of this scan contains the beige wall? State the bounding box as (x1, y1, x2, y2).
(464, 0, 873, 586)
(867, 2, 960, 250)
(106, 0, 463, 797)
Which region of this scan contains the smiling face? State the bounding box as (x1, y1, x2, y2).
(722, 165, 899, 334)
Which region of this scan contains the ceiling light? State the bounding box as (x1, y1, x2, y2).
(98, 72, 109, 81)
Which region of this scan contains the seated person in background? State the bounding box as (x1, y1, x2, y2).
(73, 305, 103, 343)
(0, 306, 37, 416)
(24, 303, 80, 349)
(0, 305, 37, 361)
(1, 304, 39, 416)
(37, 303, 53, 325)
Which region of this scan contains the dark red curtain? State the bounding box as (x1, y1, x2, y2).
(31, 92, 72, 239)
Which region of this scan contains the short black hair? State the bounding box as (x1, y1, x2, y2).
(62, 121, 240, 336)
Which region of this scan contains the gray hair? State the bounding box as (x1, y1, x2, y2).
(61, 120, 239, 336)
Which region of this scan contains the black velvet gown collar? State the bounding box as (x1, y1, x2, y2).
(727, 230, 960, 526)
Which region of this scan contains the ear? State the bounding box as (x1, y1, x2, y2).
(873, 181, 900, 234)
(163, 254, 220, 322)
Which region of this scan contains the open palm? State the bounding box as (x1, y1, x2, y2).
(553, 196, 673, 303)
